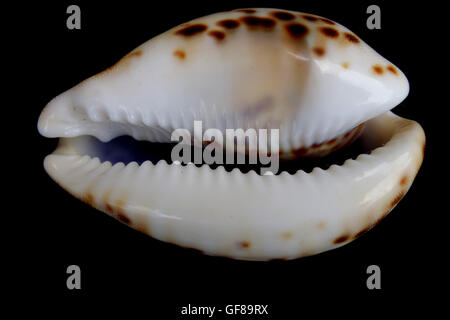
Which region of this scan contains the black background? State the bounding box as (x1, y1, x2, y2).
(10, 0, 443, 315)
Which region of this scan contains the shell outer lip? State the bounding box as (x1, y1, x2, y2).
(42, 112, 425, 261)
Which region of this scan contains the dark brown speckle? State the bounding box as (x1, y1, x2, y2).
(127, 50, 142, 58)
(269, 258, 289, 262)
(240, 16, 276, 29)
(320, 26, 339, 38)
(236, 9, 257, 14)
(390, 191, 405, 208)
(241, 241, 251, 248)
(101, 50, 142, 74)
(344, 32, 359, 43)
(208, 30, 226, 41)
(334, 234, 350, 244)
(84, 193, 94, 206)
(175, 24, 208, 37)
(341, 62, 349, 69)
(115, 199, 131, 224)
(284, 23, 309, 38)
(387, 65, 398, 75)
(313, 47, 325, 57)
(102, 189, 113, 211)
(118, 213, 131, 224)
(354, 226, 372, 239)
(270, 10, 296, 21)
(173, 49, 186, 59)
(372, 65, 384, 75)
(301, 14, 318, 22)
(292, 147, 308, 157)
(217, 19, 240, 29)
(399, 175, 408, 186)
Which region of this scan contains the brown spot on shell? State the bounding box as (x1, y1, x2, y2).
(320, 26, 339, 38)
(217, 19, 240, 29)
(173, 49, 186, 59)
(175, 24, 207, 37)
(301, 14, 319, 22)
(127, 50, 142, 58)
(115, 199, 131, 224)
(269, 257, 289, 262)
(313, 47, 325, 57)
(270, 10, 296, 21)
(284, 23, 309, 39)
(372, 65, 384, 75)
(240, 16, 276, 29)
(102, 188, 113, 212)
(117, 213, 131, 224)
(343, 32, 360, 43)
(320, 18, 336, 25)
(317, 222, 326, 229)
(387, 65, 398, 75)
(83, 193, 94, 206)
(334, 234, 350, 244)
(281, 232, 293, 239)
(235, 9, 257, 14)
(100, 50, 142, 74)
(399, 175, 408, 186)
(292, 147, 308, 157)
(282, 123, 364, 158)
(354, 226, 372, 239)
(390, 191, 405, 208)
(208, 30, 226, 41)
(240, 241, 251, 248)
(341, 62, 349, 69)
(106, 203, 114, 212)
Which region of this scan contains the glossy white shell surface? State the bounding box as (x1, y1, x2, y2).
(38, 8, 409, 151)
(37, 9, 423, 260)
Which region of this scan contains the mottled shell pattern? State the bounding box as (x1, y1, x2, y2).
(39, 8, 409, 156)
(37, 9, 424, 261)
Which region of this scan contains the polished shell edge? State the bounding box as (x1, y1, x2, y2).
(43, 112, 425, 261)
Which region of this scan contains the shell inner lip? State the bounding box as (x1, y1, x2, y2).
(42, 111, 425, 260)
(51, 120, 385, 175)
